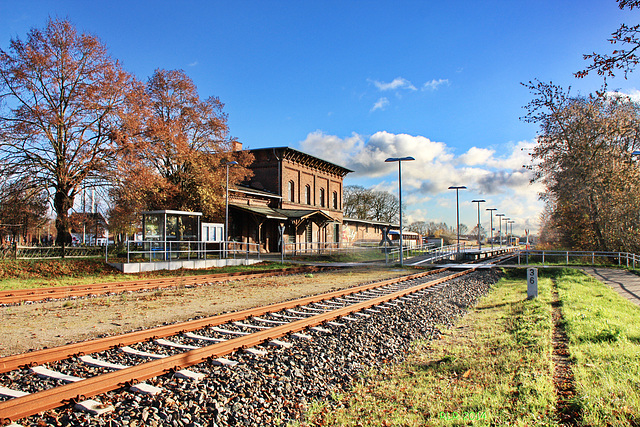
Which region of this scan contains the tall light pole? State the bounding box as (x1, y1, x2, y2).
(385, 156, 415, 266)
(486, 208, 497, 249)
(502, 217, 511, 246)
(448, 186, 467, 254)
(225, 161, 238, 258)
(508, 220, 515, 246)
(496, 213, 505, 247)
(471, 199, 485, 251)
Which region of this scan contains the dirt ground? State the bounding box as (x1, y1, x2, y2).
(0, 266, 411, 357)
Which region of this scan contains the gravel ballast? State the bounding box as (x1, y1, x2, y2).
(11, 269, 503, 427)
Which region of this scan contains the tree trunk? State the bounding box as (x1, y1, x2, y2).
(588, 194, 607, 251)
(54, 190, 73, 258)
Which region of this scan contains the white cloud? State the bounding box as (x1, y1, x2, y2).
(188, 60, 199, 67)
(371, 97, 390, 112)
(458, 147, 495, 166)
(296, 131, 542, 233)
(606, 89, 640, 104)
(371, 77, 417, 91)
(423, 78, 449, 91)
(299, 131, 364, 166)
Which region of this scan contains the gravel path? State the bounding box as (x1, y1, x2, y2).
(14, 269, 502, 427)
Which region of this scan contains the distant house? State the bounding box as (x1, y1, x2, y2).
(342, 217, 398, 246)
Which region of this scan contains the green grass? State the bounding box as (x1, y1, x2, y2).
(0, 259, 294, 291)
(299, 270, 557, 426)
(297, 268, 640, 426)
(553, 268, 640, 426)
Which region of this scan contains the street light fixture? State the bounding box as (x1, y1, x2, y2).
(508, 220, 515, 246)
(496, 213, 505, 247)
(486, 208, 497, 249)
(502, 217, 511, 246)
(385, 156, 415, 266)
(225, 161, 238, 258)
(471, 199, 485, 251)
(448, 185, 467, 254)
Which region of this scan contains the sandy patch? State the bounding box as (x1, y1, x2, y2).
(0, 267, 411, 357)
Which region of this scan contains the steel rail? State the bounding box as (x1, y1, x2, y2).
(0, 266, 337, 305)
(0, 267, 474, 423)
(0, 268, 448, 374)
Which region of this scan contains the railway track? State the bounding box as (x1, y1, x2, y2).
(0, 264, 497, 425)
(0, 266, 337, 305)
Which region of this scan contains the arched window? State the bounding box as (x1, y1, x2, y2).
(332, 191, 338, 209)
(319, 188, 325, 207)
(305, 185, 311, 205)
(288, 181, 295, 202)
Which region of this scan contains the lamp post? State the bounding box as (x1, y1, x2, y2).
(508, 220, 515, 246)
(448, 186, 467, 254)
(385, 156, 415, 266)
(502, 217, 511, 246)
(496, 213, 505, 247)
(472, 199, 485, 251)
(486, 208, 497, 249)
(225, 161, 238, 258)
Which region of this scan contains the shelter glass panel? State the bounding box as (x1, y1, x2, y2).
(144, 214, 163, 241)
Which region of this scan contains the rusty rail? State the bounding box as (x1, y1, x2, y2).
(0, 268, 448, 374)
(0, 267, 473, 423)
(0, 266, 337, 305)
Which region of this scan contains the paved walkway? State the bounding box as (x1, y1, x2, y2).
(581, 267, 640, 306)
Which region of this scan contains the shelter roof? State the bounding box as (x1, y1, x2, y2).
(230, 204, 288, 220)
(273, 208, 335, 222)
(230, 185, 282, 199)
(230, 204, 336, 223)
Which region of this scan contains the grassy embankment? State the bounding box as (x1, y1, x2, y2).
(299, 268, 640, 426)
(0, 259, 293, 291)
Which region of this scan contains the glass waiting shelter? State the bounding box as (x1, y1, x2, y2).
(141, 210, 202, 260)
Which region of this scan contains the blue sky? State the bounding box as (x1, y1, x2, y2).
(2, 0, 639, 235)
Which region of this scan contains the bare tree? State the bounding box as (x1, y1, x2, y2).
(577, 0, 640, 80)
(343, 185, 400, 223)
(343, 185, 374, 219)
(0, 19, 144, 249)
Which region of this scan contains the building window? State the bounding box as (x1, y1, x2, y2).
(319, 188, 325, 207)
(305, 185, 311, 205)
(288, 181, 295, 202)
(332, 191, 338, 209)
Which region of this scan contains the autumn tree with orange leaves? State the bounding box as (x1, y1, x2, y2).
(108, 69, 253, 238)
(523, 80, 640, 252)
(0, 19, 145, 249)
(0, 19, 252, 247)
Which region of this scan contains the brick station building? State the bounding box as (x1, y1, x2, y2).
(228, 145, 353, 253)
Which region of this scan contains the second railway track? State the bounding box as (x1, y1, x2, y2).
(0, 264, 503, 426)
(0, 266, 338, 306)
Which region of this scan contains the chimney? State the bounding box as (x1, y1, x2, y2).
(231, 141, 243, 151)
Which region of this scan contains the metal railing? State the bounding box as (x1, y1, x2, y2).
(516, 250, 640, 268)
(1, 245, 110, 260)
(126, 240, 262, 263)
